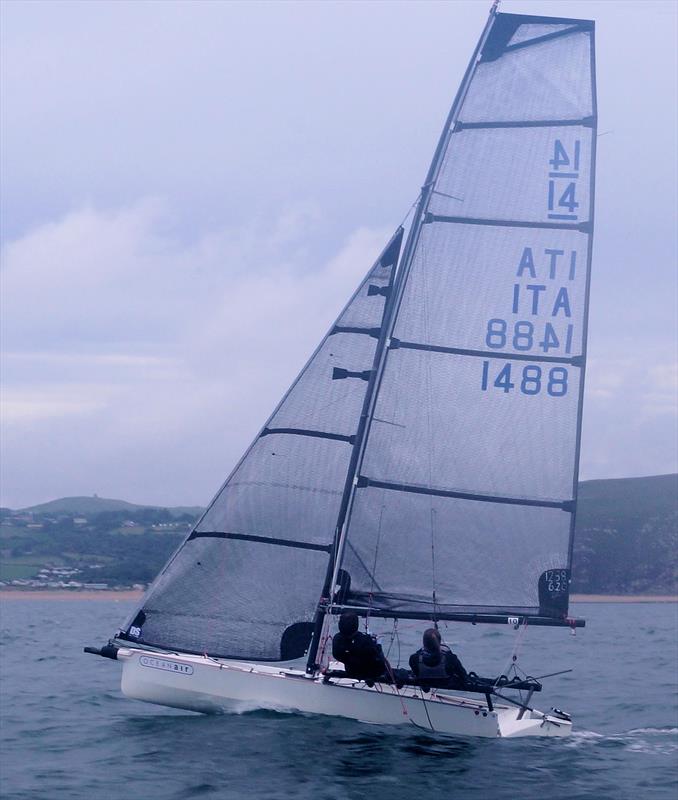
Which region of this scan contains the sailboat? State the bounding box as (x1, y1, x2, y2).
(86, 3, 597, 739)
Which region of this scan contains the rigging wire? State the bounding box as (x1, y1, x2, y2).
(430, 508, 440, 625)
(419, 691, 436, 732)
(495, 620, 530, 688)
(365, 505, 386, 632)
(393, 618, 401, 668)
(317, 626, 332, 672)
(395, 191, 423, 233)
(381, 657, 435, 733)
(382, 660, 411, 721)
(383, 617, 402, 669)
(418, 220, 441, 625)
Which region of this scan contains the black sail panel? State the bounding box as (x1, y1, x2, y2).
(337, 12, 596, 623)
(119, 230, 403, 660)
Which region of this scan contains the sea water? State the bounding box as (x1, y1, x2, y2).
(0, 599, 676, 800)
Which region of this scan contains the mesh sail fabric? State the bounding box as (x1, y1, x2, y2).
(263, 334, 377, 437)
(197, 436, 350, 544)
(395, 224, 589, 357)
(128, 538, 329, 660)
(338, 13, 595, 620)
(120, 230, 402, 660)
(430, 126, 593, 222)
(507, 24, 575, 47)
(465, 29, 593, 123)
(343, 487, 571, 613)
(362, 348, 580, 503)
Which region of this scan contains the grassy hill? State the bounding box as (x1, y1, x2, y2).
(577, 474, 677, 518)
(2, 475, 676, 594)
(572, 474, 678, 594)
(20, 496, 204, 519)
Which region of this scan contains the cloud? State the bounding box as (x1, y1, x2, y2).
(1, 197, 676, 507)
(1, 387, 109, 423)
(0, 200, 390, 507)
(643, 363, 678, 418)
(581, 357, 678, 480)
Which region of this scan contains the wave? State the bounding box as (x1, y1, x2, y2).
(627, 727, 678, 735)
(565, 726, 678, 756)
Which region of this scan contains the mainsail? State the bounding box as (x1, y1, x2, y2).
(334, 11, 596, 625)
(119, 230, 403, 661)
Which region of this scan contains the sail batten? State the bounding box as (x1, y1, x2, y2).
(260, 427, 356, 444)
(188, 531, 333, 553)
(355, 477, 573, 510)
(390, 339, 582, 365)
(426, 214, 590, 232)
(456, 117, 593, 130)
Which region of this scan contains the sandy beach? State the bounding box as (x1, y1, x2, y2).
(0, 590, 144, 601)
(570, 594, 677, 603)
(1, 590, 676, 603)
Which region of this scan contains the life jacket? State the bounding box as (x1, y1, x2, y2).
(417, 650, 449, 680)
(335, 632, 385, 678)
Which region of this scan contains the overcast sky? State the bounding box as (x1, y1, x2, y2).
(1, 0, 676, 509)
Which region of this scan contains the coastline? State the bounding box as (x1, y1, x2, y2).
(0, 590, 676, 603)
(570, 594, 677, 603)
(0, 589, 144, 600)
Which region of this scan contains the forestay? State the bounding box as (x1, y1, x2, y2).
(338, 13, 596, 621)
(118, 230, 403, 661)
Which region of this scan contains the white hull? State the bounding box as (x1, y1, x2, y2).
(117, 647, 571, 739)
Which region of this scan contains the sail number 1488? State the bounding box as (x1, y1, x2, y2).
(481, 361, 568, 397)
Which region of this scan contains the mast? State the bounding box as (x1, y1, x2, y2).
(305, 3, 500, 673)
(304, 228, 402, 672)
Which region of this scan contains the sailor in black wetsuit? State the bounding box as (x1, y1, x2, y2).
(331, 611, 389, 683)
(409, 628, 468, 689)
